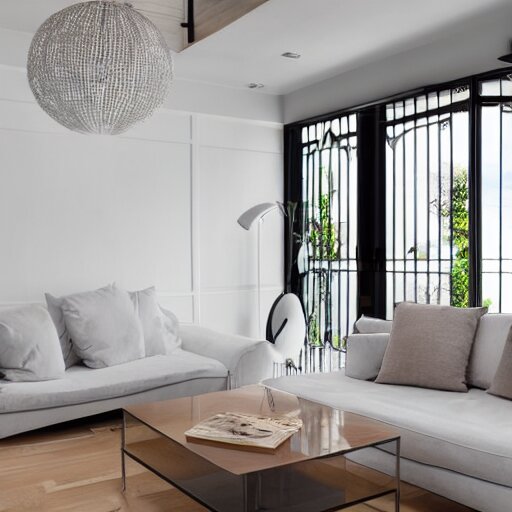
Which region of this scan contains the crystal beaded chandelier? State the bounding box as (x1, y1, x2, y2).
(27, 1, 173, 135)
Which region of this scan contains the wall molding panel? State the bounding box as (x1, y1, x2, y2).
(0, 64, 283, 337)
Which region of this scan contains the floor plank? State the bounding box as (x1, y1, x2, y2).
(0, 417, 476, 512)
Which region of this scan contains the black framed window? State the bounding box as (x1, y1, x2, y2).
(284, 66, 512, 370)
(384, 86, 470, 317)
(297, 115, 358, 371)
(479, 74, 512, 312)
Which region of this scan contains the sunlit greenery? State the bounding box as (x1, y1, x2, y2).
(441, 168, 492, 309)
(445, 168, 470, 308)
(309, 193, 339, 260)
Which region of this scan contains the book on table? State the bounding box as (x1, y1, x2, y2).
(185, 412, 303, 452)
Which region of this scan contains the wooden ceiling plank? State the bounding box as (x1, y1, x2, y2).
(132, 0, 269, 53)
(193, 0, 268, 44)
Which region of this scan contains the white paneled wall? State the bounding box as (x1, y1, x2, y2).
(0, 64, 283, 337)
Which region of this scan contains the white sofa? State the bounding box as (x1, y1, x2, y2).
(264, 313, 512, 512)
(0, 322, 283, 439)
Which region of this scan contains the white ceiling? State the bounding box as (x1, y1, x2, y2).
(0, 0, 510, 95)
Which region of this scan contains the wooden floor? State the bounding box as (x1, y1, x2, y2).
(0, 416, 476, 512)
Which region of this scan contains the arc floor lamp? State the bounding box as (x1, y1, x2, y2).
(238, 202, 285, 337)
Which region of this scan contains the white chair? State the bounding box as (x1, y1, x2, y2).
(266, 293, 306, 374)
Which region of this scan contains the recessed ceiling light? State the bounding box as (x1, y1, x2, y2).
(248, 82, 264, 89)
(282, 52, 301, 59)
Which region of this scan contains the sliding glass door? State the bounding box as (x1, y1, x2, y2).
(285, 67, 512, 372)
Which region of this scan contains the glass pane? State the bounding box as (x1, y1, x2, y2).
(502, 110, 512, 260)
(331, 118, 340, 136)
(501, 273, 512, 313)
(386, 104, 394, 121)
(416, 95, 427, 113)
(481, 106, 501, 261)
(428, 92, 438, 110)
(349, 114, 357, 133)
(405, 97, 415, 116)
(502, 75, 512, 96)
(386, 273, 394, 319)
(482, 273, 500, 313)
(395, 101, 404, 120)
(503, 259, 512, 273)
(480, 89, 512, 312)
(480, 79, 501, 96)
(341, 116, 348, 134)
(482, 259, 500, 273)
(452, 85, 470, 103)
(439, 89, 451, 107)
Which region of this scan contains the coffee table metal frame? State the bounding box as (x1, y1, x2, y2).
(121, 387, 401, 512)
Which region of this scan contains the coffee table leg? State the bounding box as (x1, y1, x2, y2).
(243, 472, 262, 512)
(121, 413, 127, 492)
(395, 437, 401, 512)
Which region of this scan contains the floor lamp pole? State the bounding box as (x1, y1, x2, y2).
(257, 218, 262, 338)
(237, 202, 281, 339)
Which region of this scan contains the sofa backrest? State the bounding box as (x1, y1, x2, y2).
(468, 314, 512, 389)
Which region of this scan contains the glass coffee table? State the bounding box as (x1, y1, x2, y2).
(122, 385, 400, 511)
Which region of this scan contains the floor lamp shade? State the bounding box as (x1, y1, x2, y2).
(237, 203, 281, 230)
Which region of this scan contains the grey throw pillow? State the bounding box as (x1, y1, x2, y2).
(129, 286, 181, 356)
(0, 305, 65, 381)
(60, 284, 145, 368)
(353, 315, 393, 334)
(467, 314, 512, 389)
(488, 327, 512, 400)
(45, 293, 81, 368)
(346, 333, 390, 380)
(376, 302, 487, 392)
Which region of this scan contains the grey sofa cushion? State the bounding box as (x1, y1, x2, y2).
(376, 302, 486, 392)
(354, 315, 393, 334)
(129, 286, 181, 356)
(488, 327, 512, 400)
(264, 370, 512, 488)
(468, 314, 512, 389)
(45, 293, 81, 368)
(0, 305, 65, 381)
(60, 284, 145, 368)
(346, 333, 389, 380)
(0, 349, 227, 413)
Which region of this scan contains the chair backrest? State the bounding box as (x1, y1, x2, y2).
(266, 293, 306, 364)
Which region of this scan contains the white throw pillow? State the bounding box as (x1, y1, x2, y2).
(0, 305, 65, 381)
(129, 287, 181, 356)
(45, 293, 81, 368)
(60, 284, 145, 369)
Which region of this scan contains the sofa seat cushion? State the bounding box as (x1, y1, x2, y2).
(0, 349, 227, 413)
(264, 371, 512, 487)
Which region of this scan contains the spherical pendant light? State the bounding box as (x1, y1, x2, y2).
(27, 1, 173, 135)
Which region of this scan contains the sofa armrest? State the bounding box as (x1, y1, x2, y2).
(179, 324, 285, 388)
(345, 333, 390, 380)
